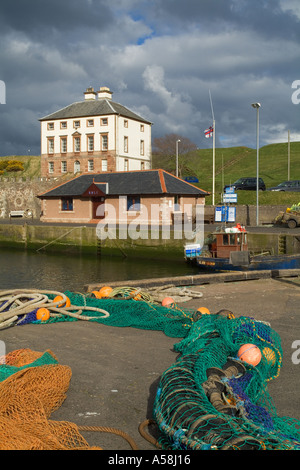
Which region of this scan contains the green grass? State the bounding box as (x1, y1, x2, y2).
(0, 155, 41, 179)
(2, 142, 300, 206)
(153, 141, 300, 205)
(188, 142, 300, 192)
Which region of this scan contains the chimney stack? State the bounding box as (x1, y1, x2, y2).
(97, 86, 113, 100)
(84, 87, 97, 100)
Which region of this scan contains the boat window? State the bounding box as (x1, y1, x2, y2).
(229, 234, 236, 245)
(223, 234, 229, 245)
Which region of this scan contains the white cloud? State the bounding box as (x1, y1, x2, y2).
(279, 0, 300, 19)
(142, 64, 203, 135)
(0, 0, 299, 154)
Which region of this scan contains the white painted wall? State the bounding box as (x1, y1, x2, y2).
(41, 113, 151, 168)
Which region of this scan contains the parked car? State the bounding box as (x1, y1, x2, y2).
(224, 177, 266, 192)
(267, 180, 300, 192)
(184, 176, 199, 183)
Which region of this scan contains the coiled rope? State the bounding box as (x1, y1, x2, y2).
(0, 289, 110, 329)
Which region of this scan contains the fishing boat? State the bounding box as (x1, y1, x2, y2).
(184, 224, 300, 272)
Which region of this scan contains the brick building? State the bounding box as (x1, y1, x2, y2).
(39, 86, 152, 178)
(38, 169, 208, 225)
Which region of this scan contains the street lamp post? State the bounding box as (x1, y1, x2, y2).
(251, 102, 261, 226)
(176, 139, 181, 177)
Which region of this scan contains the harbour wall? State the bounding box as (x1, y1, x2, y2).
(0, 223, 299, 260)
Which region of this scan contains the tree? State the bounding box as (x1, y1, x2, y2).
(152, 133, 197, 177)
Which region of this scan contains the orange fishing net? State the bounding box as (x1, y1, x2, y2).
(0, 348, 100, 450)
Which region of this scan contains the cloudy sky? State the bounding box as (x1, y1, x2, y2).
(0, 0, 299, 156)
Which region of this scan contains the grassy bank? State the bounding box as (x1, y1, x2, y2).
(0, 155, 41, 179)
(2, 141, 300, 205)
(153, 141, 300, 194)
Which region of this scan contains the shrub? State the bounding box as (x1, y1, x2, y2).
(0, 160, 9, 171)
(5, 160, 24, 172)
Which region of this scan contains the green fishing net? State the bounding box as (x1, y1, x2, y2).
(153, 314, 300, 450)
(41, 290, 196, 338)
(10, 290, 300, 450)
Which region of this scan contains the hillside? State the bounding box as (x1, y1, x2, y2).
(1, 142, 300, 206)
(153, 141, 300, 205)
(0, 155, 41, 179)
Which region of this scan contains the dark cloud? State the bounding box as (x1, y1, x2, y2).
(136, 0, 300, 40)
(0, 0, 299, 156)
(0, 0, 113, 38)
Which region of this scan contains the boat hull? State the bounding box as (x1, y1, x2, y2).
(194, 254, 300, 272)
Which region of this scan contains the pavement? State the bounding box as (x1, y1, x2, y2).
(0, 275, 299, 451)
(2, 217, 300, 235)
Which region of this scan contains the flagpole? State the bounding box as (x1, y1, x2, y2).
(209, 90, 215, 206)
(212, 119, 215, 206)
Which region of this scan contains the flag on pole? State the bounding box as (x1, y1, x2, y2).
(204, 126, 214, 138)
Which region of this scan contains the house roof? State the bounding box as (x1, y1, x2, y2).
(39, 99, 152, 124)
(38, 170, 209, 198)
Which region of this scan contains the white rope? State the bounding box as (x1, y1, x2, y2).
(0, 289, 110, 329)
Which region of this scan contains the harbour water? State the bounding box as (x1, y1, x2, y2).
(0, 247, 199, 292)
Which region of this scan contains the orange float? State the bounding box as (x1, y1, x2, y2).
(131, 290, 141, 300)
(98, 286, 113, 298)
(53, 295, 71, 308)
(162, 297, 174, 307)
(263, 347, 276, 366)
(36, 308, 50, 322)
(237, 343, 262, 366)
(197, 307, 211, 315)
(91, 290, 102, 299)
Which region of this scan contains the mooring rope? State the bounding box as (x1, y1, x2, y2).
(0, 289, 110, 329)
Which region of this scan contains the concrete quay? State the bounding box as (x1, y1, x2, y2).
(86, 268, 300, 291)
(0, 274, 299, 451)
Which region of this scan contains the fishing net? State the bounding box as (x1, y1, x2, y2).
(0, 348, 99, 450)
(0, 288, 300, 450)
(2, 289, 196, 338)
(153, 314, 300, 450)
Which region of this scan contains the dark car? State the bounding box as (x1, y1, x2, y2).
(184, 176, 199, 183)
(224, 177, 266, 192)
(267, 180, 300, 192)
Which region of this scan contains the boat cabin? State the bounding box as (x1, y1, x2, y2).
(209, 228, 248, 258)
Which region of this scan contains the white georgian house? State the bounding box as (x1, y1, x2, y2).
(39, 86, 152, 178)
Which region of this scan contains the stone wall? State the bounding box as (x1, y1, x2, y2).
(0, 177, 68, 218)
